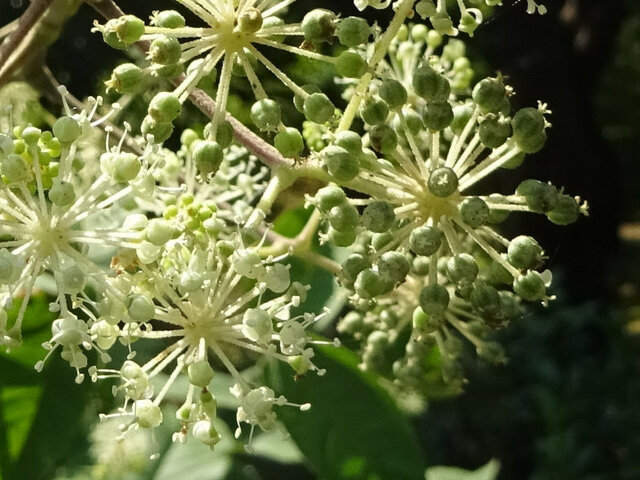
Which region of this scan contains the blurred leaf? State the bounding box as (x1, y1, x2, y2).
(265, 343, 426, 480)
(10, 356, 92, 480)
(0, 387, 42, 466)
(273, 206, 311, 238)
(250, 429, 303, 464)
(0, 357, 39, 386)
(425, 460, 500, 480)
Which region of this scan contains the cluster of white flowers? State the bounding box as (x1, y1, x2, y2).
(0, 0, 582, 457)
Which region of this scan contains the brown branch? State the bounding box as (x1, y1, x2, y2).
(84, 0, 293, 168)
(0, 0, 55, 85)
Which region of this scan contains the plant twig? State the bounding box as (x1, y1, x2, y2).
(0, 0, 56, 86)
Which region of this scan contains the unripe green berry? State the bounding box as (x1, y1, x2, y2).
(371, 232, 393, 251)
(301, 9, 335, 45)
(507, 235, 543, 270)
(516, 131, 547, 154)
(512, 108, 547, 153)
(127, 294, 155, 322)
(412, 255, 431, 276)
(402, 109, 423, 136)
(446, 253, 478, 285)
(342, 253, 370, 281)
(49, 180, 75, 206)
(355, 268, 389, 299)
(513, 270, 547, 301)
(377, 251, 410, 283)
(362, 201, 395, 233)
(336, 50, 368, 78)
(154, 10, 185, 28)
(459, 196, 490, 228)
(327, 203, 360, 232)
(141, 115, 173, 143)
(148, 92, 182, 122)
(193, 140, 223, 175)
(107, 63, 143, 93)
(303, 93, 334, 124)
(546, 194, 580, 225)
(274, 127, 304, 157)
(472, 78, 506, 113)
(215, 120, 234, 147)
(188, 360, 214, 387)
(145, 218, 173, 246)
(378, 79, 407, 108)
(419, 284, 450, 316)
(148, 35, 182, 65)
(334, 131, 362, 155)
(315, 186, 347, 212)
(21, 127, 40, 145)
(512, 107, 545, 140)
(516, 179, 558, 213)
(324, 145, 359, 182)
(368, 124, 397, 153)
(2, 154, 30, 182)
(181, 129, 199, 148)
(360, 97, 389, 125)
(411, 24, 429, 42)
(413, 65, 449, 101)
(53, 117, 82, 144)
(336, 17, 370, 47)
(427, 167, 458, 197)
(250, 99, 281, 132)
(328, 226, 357, 246)
(479, 115, 512, 149)
(114, 15, 145, 45)
(409, 225, 442, 256)
(422, 100, 453, 131)
(112, 152, 141, 182)
(101, 22, 126, 50)
(426, 30, 443, 49)
(293, 84, 321, 113)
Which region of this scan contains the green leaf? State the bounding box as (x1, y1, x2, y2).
(265, 344, 426, 480)
(425, 460, 500, 480)
(0, 386, 42, 474)
(10, 356, 92, 480)
(0, 357, 40, 386)
(250, 429, 303, 464)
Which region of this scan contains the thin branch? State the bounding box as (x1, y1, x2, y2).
(84, 0, 293, 169)
(0, 0, 56, 86)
